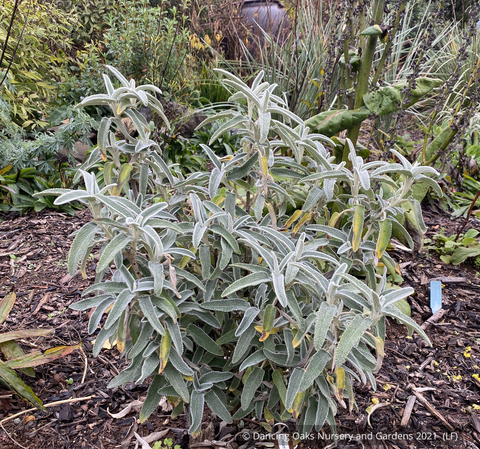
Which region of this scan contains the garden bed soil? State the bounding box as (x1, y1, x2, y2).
(1, 205, 480, 449)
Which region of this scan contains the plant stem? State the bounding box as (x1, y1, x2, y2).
(344, 0, 385, 160)
(372, 0, 407, 86)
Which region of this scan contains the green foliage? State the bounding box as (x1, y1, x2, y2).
(428, 229, 480, 266)
(66, 0, 196, 104)
(0, 0, 75, 128)
(152, 438, 181, 449)
(52, 0, 124, 44)
(0, 101, 95, 214)
(0, 292, 81, 409)
(37, 68, 439, 433)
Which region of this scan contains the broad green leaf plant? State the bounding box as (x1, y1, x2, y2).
(36, 67, 440, 435)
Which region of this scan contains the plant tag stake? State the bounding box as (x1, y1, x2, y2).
(430, 281, 442, 314)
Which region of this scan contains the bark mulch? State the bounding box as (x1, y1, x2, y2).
(0, 205, 480, 449)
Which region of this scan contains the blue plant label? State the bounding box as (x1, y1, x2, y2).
(430, 281, 442, 314)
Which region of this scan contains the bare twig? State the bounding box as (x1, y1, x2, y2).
(412, 391, 455, 432)
(421, 308, 447, 331)
(0, 395, 95, 425)
(400, 395, 417, 427)
(0, 422, 28, 449)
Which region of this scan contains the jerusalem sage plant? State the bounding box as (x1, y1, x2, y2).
(36, 66, 440, 434)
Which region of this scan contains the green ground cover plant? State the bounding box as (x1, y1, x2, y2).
(36, 67, 439, 434)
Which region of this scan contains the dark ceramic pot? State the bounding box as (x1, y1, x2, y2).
(241, 0, 290, 38)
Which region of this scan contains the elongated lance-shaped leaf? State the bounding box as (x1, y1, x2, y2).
(148, 261, 164, 295)
(376, 218, 392, 260)
(299, 350, 332, 392)
(210, 225, 240, 253)
(137, 296, 165, 336)
(335, 316, 372, 366)
(232, 324, 256, 364)
(163, 363, 190, 403)
(68, 222, 98, 276)
(104, 289, 135, 330)
(352, 205, 365, 252)
(0, 291, 15, 324)
(189, 390, 205, 435)
(200, 299, 249, 312)
(158, 330, 171, 374)
(239, 350, 266, 371)
(314, 303, 337, 350)
(187, 325, 223, 356)
(384, 306, 431, 345)
(241, 366, 264, 410)
(0, 360, 45, 410)
(285, 367, 304, 410)
(222, 272, 271, 297)
(0, 329, 53, 344)
(5, 343, 82, 369)
(205, 390, 233, 424)
(97, 233, 132, 273)
(139, 375, 164, 423)
(235, 307, 260, 337)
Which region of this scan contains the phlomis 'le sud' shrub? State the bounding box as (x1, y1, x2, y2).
(36, 66, 440, 434)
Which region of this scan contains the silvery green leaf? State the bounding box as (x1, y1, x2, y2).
(335, 316, 372, 366)
(174, 267, 205, 291)
(200, 371, 233, 384)
(302, 396, 318, 435)
(232, 324, 256, 364)
(356, 168, 371, 191)
(99, 195, 141, 218)
(272, 271, 288, 307)
(97, 233, 132, 273)
(307, 224, 348, 241)
(53, 190, 96, 206)
(285, 368, 303, 410)
(68, 222, 98, 276)
(137, 296, 165, 336)
(189, 391, 205, 434)
(209, 115, 250, 145)
(103, 289, 135, 330)
(88, 298, 115, 334)
(140, 225, 164, 260)
(291, 262, 328, 294)
(299, 350, 331, 392)
(205, 390, 232, 424)
(209, 168, 223, 199)
(314, 303, 337, 350)
(384, 306, 431, 345)
(169, 347, 193, 375)
(192, 222, 208, 249)
(190, 193, 206, 224)
(200, 299, 249, 312)
(315, 393, 330, 431)
(187, 325, 223, 356)
(139, 375, 164, 423)
(106, 65, 130, 88)
(164, 363, 190, 403)
(382, 287, 413, 308)
(199, 245, 211, 280)
(222, 272, 271, 297)
(301, 170, 348, 183)
(299, 251, 339, 266)
(200, 144, 222, 171)
(151, 295, 178, 322)
(266, 105, 303, 125)
(284, 329, 295, 365)
(241, 366, 264, 410)
(210, 225, 240, 253)
(239, 350, 266, 371)
(338, 272, 373, 302)
(235, 307, 260, 337)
